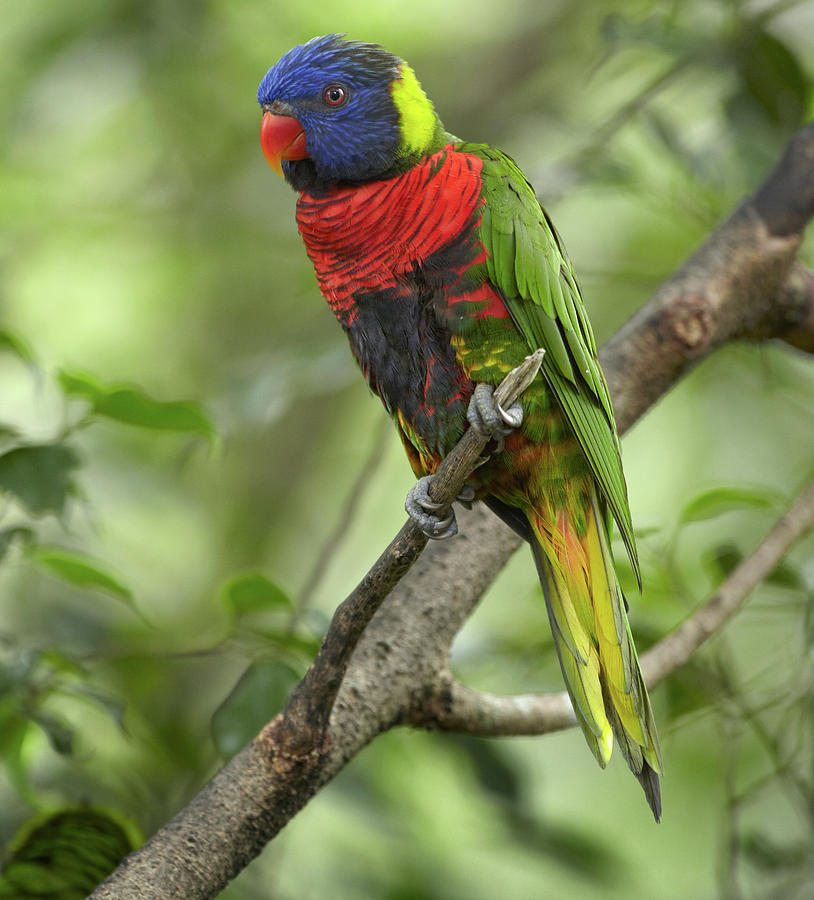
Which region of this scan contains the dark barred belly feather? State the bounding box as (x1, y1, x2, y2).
(296, 144, 511, 468)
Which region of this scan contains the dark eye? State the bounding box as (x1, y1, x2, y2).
(324, 85, 346, 106)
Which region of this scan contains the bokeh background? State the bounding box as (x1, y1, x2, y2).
(2, 0, 814, 897)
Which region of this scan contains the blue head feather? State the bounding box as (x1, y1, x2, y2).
(258, 35, 408, 187)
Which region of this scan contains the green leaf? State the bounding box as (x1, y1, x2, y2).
(738, 29, 808, 129)
(95, 388, 213, 435)
(252, 627, 321, 658)
(765, 560, 807, 591)
(742, 830, 809, 870)
(0, 423, 23, 445)
(0, 329, 36, 367)
(0, 526, 35, 565)
(211, 660, 300, 760)
(703, 544, 806, 590)
(32, 546, 135, 609)
(221, 572, 294, 618)
(59, 370, 214, 439)
(30, 712, 74, 756)
(0, 444, 81, 517)
(57, 370, 103, 402)
(703, 543, 744, 580)
(0, 716, 36, 805)
(680, 485, 783, 525)
(34, 649, 85, 677)
(0, 808, 141, 899)
(664, 663, 716, 720)
(60, 684, 128, 732)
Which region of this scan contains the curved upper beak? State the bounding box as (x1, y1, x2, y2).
(260, 111, 308, 177)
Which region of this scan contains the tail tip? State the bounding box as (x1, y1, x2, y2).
(638, 761, 662, 823)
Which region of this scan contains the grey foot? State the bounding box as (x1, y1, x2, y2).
(405, 475, 458, 540)
(466, 383, 524, 452)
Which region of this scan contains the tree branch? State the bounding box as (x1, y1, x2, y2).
(639, 477, 814, 686)
(776, 262, 814, 353)
(91, 122, 814, 899)
(89, 353, 544, 899)
(420, 477, 814, 735)
(272, 350, 544, 755)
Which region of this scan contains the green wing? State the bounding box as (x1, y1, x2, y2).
(465, 142, 640, 581)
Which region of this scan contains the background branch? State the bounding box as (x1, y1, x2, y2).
(296, 418, 391, 615)
(91, 122, 814, 900)
(419, 477, 814, 735)
(602, 126, 814, 433)
(640, 477, 814, 686)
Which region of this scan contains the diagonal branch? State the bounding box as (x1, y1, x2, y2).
(90, 122, 814, 900)
(273, 350, 545, 755)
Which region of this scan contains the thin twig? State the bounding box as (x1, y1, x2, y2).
(297, 417, 391, 615)
(421, 478, 814, 736)
(641, 478, 814, 685)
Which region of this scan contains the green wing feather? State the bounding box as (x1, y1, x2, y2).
(467, 142, 640, 583)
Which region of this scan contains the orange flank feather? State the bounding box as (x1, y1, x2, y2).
(527, 487, 663, 818)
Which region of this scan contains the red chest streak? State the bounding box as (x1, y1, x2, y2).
(296, 145, 499, 316)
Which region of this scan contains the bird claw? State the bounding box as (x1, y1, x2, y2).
(404, 384, 522, 537)
(466, 383, 524, 453)
(497, 399, 523, 430)
(405, 475, 458, 540)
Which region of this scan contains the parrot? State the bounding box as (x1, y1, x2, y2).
(257, 34, 663, 819)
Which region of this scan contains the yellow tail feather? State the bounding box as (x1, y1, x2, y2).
(527, 487, 663, 819)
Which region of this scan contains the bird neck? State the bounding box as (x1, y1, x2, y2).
(390, 64, 447, 170)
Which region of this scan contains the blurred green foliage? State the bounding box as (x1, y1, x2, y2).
(1, 0, 814, 897)
(0, 807, 141, 899)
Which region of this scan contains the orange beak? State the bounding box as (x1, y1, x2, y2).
(260, 111, 308, 176)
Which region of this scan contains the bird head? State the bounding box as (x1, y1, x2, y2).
(257, 34, 444, 191)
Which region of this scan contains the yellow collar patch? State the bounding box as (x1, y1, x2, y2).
(390, 63, 437, 156)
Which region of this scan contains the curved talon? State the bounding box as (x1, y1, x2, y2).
(405, 475, 458, 540)
(496, 399, 523, 429)
(424, 511, 458, 540)
(467, 384, 524, 461)
(405, 475, 438, 512)
(456, 483, 476, 507)
(415, 494, 446, 512)
(467, 383, 500, 435)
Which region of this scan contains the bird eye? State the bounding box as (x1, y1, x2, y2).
(324, 85, 347, 106)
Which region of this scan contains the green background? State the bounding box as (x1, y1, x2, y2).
(1, 0, 814, 897)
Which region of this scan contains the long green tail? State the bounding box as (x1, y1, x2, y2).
(527, 486, 663, 820)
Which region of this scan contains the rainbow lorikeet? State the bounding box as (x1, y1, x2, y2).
(258, 35, 663, 819)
